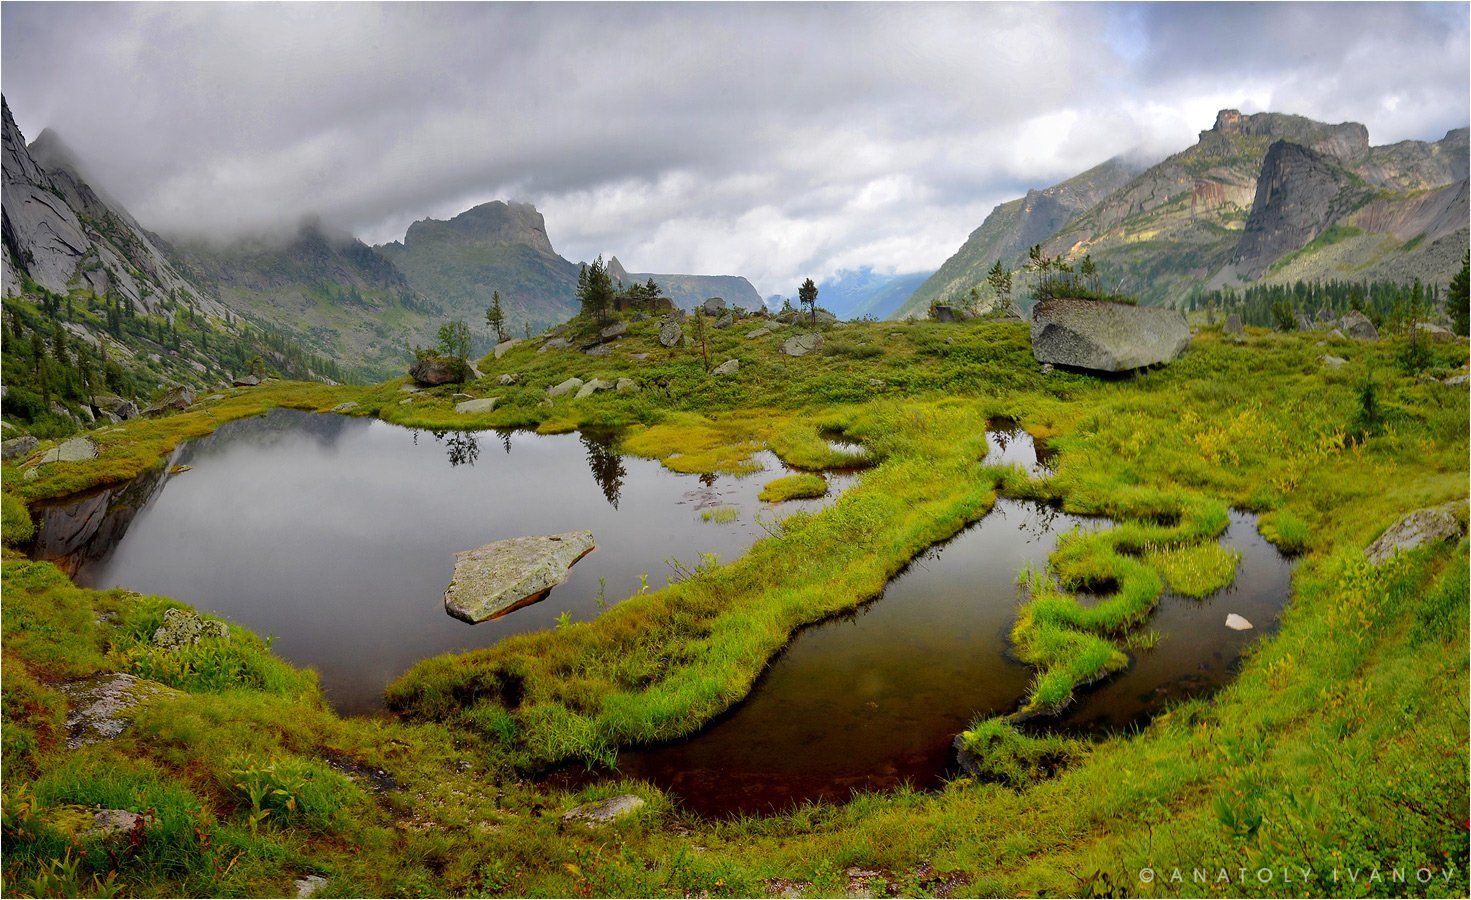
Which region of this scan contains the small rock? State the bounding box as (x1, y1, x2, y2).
(630, 352, 650, 361)
(399, 398, 413, 405)
(584, 342, 614, 358)
(1224, 613, 1253, 631)
(497, 373, 519, 385)
(1320, 355, 1347, 368)
(452, 393, 472, 400)
(538, 338, 572, 353)
(399, 383, 424, 393)
(38, 436, 98, 464)
(712, 358, 740, 376)
(233, 375, 261, 388)
(600, 321, 628, 341)
(493, 339, 520, 360)
(781, 333, 824, 357)
(1041, 363, 1054, 374)
(547, 377, 585, 399)
(143, 386, 195, 416)
(868, 378, 886, 388)
(562, 794, 645, 824)
(713, 312, 735, 329)
(2, 435, 38, 461)
(658, 319, 683, 349)
(615, 377, 639, 393)
(294, 875, 329, 898)
(455, 398, 499, 414)
(1445, 373, 1469, 386)
(1365, 502, 1465, 564)
(153, 608, 229, 649)
(88, 808, 153, 838)
(59, 673, 181, 748)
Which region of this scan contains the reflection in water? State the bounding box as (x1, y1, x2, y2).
(433, 430, 481, 467)
(32, 409, 853, 713)
(581, 430, 1292, 818)
(580, 430, 627, 509)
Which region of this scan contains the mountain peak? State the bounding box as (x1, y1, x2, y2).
(401, 200, 555, 255)
(1206, 108, 1368, 159)
(606, 255, 630, 283)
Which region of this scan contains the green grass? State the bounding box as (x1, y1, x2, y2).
(2, 315, 1467, 897)
(700, 506, 740, 524)
(757, 473, 828, 502)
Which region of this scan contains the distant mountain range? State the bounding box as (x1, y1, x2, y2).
(897, 109, 1469, 317)
(815, 268, 932, 320)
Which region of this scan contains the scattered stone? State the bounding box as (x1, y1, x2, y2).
(1445, 373, 1469, 386)
(143, 386, 195, 416)
(1224, 613, 1253, 631)
(781, 333, 824, 357)
(497, 373, 519, 386)
(59, 673, 181, 749)
(931, 304, 971, 323)
(88, 808, 154, 839)
(1365, 502, 1465, 564)
(561, 794, 645, 824)
(205, 394, 225, 402)
(712, 358, 740, 376)
(1328, 328, 1346, 339)
(574, 379, 612, 399)
(399, 383, 424, 393)
(444, 531, 596, 623)
(92, 395, 138, 420)
(1222, 313, 1243, 336)
(600, 321, 628, 341)
(455, 398, 499, 414)
(232, 375, 261, 388)
(409, 357, 464, 386)
(294, 875, 329, 898)
(1030, 298, 1190, 372)
(38, 436, 98, 464)
(713, 312, 735, 329)
(868, 378, 886, 388)
(1041, 363, 1054, 374)
(1339, 310, 1378, 342)
(1320, 355, 1347, 368)
(2, 435, 38, 461)
(152, 608, 229, 649)
(615, 377, 640, 393)
(399, 398, 413, 405)
(547, 377, 585, 399)
(584, 342, 613, 358)
(701, 297, 727, 316)
(493, 339, 520, 360)
(746, 323, 777, 339)
(538, 337, 572, 353)
(658, 318, 683, 349)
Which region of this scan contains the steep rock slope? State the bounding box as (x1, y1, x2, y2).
(899, 157, 1140, 316)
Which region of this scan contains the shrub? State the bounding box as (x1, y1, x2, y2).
(2, 491, 35, 545)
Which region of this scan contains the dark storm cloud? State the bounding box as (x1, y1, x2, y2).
(3, 2, 1466, 294)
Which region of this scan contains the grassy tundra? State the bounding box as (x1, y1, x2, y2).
(2, 311, 1467, 897)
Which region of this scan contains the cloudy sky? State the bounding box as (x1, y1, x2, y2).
(4, 2, 1467, 296)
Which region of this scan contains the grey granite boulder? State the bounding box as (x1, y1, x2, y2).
(574, 379, 612, 399)
(1320, 355, 1347, 368)
(1030, 298, 1189, 372)
(1339, 310, 1378, 342)
(658, 318, 683, 349)
(600, 321, 628, 341)
(712, 358, 740, 376)
(701, 297, 727, 316)
(1365, 502, 1464, 564)
(38, 436, 97, 464)
(144, 386, 195, 416)
(615, 377, 639, 393)
(547, 377, 584, 399)
(781, 333, 823, 357)
(497, 373, 519, 385)
(455, 397, 499, 414)
(331, 401, 359, 413)
(2, 435, 38, 461)
(493, 339, 520, 359)
(538, 337, 572, 353)
(562, 794, 645, 824)
(444, 531, 596, 623)
(59, 673, 181, 749)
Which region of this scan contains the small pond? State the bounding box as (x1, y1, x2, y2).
(31, 409, 855, 713)
(573, 425, 1292, 817)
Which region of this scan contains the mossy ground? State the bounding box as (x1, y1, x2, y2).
(2, 315, 1467, 897)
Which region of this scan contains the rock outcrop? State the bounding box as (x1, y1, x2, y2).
(443, 531, 596, 623)
(1030, 299, 1190, 372)
(59, 673, 181, 749)
(152, 608, 230, 649)
(561, 795, 645, 824)
(1233, 141, 1362, 279)
(1339, 310, 1379, 341)
(409, 357, 465, 386)
(781, 333, 823, 357)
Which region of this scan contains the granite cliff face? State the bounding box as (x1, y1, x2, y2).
(898, 108, 1470, 317)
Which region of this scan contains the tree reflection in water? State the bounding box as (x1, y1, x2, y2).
(432, 431, 481, 467)
(580, 429, 626, 509)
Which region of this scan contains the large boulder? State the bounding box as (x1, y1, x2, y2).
(93, 395, 138, 420)
(443, 531, 596, 623)
(931, 304, 971, 323)
(781, 333, 824, 357)
(701, 297, 727, 316)
(454, 397, 499, 414)
(712, 358, 740, 376)
(143, 386, 195, 416)
(600, 321, 628, 341)
(574, 379, 612, 399)
(538, 337, 572, 353)
(409, 357, 465, 386)
(658, 318, 683, 349)
(38, 436, 98, 464)
(1365, 502, 1464, 564)
(1030, 298, 1190, 372)
(233, 375, 261, 388)
(1339, 310, 1378, 342)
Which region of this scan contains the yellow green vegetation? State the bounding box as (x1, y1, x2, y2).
(2, 314, 1468, 897)
(757, 473, 828, 502)
(699, 506, 740, 524)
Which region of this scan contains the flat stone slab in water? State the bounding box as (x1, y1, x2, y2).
(444, 531, 596, 623)
(1224, 613, 1253, 631)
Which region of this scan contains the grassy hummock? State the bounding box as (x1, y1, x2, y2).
(758, 473, 828, 502)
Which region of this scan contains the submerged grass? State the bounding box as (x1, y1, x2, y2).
(757, 473, 828, 503)
(2, 317, 1467, 896)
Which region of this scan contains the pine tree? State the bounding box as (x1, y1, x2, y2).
(1451, 251, 1470, 337)
(798, 277, 818, 326)
(485, 290, 507, 343)
(986, 259, 1012, 306)
(577, 256, 614, 326)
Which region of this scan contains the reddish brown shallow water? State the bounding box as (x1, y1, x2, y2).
(554, 425, 1292, 818)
